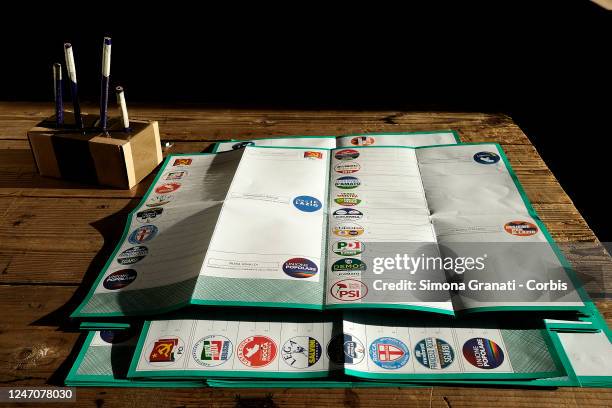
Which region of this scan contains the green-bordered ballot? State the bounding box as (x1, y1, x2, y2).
(72, 142, 588, 318)
(65, 329, 204, 387)
(126, 314, 564, 381)
(210, 130, 461, 153)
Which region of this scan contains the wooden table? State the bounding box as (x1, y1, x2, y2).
(1, 102, 610, 407)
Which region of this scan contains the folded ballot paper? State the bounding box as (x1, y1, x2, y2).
(71, 134, 590, 318)
(66, 311, 612, 388)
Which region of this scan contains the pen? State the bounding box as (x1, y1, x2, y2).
(53, 63, 63, 127)
(100, 37, 112, 131)
(64, 43, 83, 129)
(115, 86, 130, 131)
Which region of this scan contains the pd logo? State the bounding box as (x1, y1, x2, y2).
(330, 279, 368, 301)
(332, 240, 364, 256)
(293, 196, 322, 212)
(282, 258, 318, 278)
(103, 269, 137, 290)
(504, 221, 538, 236)
(473, 151, 500, 164)
(462, 337, 505, 369)
(369, 337, 410, 369)
(335, 149, 360, 161)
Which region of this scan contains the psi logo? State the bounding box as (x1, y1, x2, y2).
(462, 337, 505, 369)
(192, 335, 232, 367)
(369, 337, 410, 369)
(237, 336, 277, 368)
(148, 337, 185, 365)
(503, 221, 538, 236)
(330, 279, 368, 301)
(281, 336, 322, 369)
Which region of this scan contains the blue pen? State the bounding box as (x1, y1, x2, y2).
(99, 37, 112, 131)
(53, 63, 63, 127)
(64, 43, 83, 129)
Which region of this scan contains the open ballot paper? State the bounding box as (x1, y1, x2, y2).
(210, 130, 461, 153)
(72, 142, 587, 318)
(126, 315, 562, 381)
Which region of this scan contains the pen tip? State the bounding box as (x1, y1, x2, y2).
(104, 37, 112, 45)
(116, 86, 124, 92)
(53, 62, 61, 68)
(64, 42, 72, 49)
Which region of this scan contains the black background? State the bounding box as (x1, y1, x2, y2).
(2, 2, 611, 240)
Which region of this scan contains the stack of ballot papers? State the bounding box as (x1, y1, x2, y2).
(66, 131, 612, 388)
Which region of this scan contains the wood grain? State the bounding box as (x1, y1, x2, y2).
(0, 102, 610, 406)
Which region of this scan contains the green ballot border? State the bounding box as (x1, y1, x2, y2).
(66, 331, 205, 387)
(127, 321, 333, 380)
(72, 141, 592, 318)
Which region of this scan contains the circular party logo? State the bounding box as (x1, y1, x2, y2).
(327, 333, 366, 365)
(293, 196, 322, 212)
(462, 337, 505, 369)
(504, 221, 539, 236)
(335, 176, 361, 189)
(136, 208, 163, 223)
(100, 330, 134, 344)
(333, 208, 363, 221)
(334, 162, 360, 174)
(330, 279, 368, 301)
(128, 225, 158, 244)
(335, 149, 360, 161)
(155, 183, 181, 194)
(103, 269, 137, 290)
(281, 336, 322, 369)
(473, 151, 500, 164)
(146, 195, 174, 207)
(350, 136, 375, 146)
(369, 337, 410, 369)
(117, 246, 148, 265)
(282, 258, 318, 278)
(414, 337, 455, 369)
(192, 335, 232, 367)
(334, 192, 361, 206)
(237, 336, 277, 368)
(333, 223, 364, 237)
(332, 258, 366, 273)
(332, 240, 364, 256)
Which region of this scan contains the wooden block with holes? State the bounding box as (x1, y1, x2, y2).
(27, 112, 162, 189)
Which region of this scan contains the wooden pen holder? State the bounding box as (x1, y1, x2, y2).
(27, 112, 163, 189)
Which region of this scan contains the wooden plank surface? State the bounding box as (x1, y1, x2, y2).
(0, 102, 610, 407)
